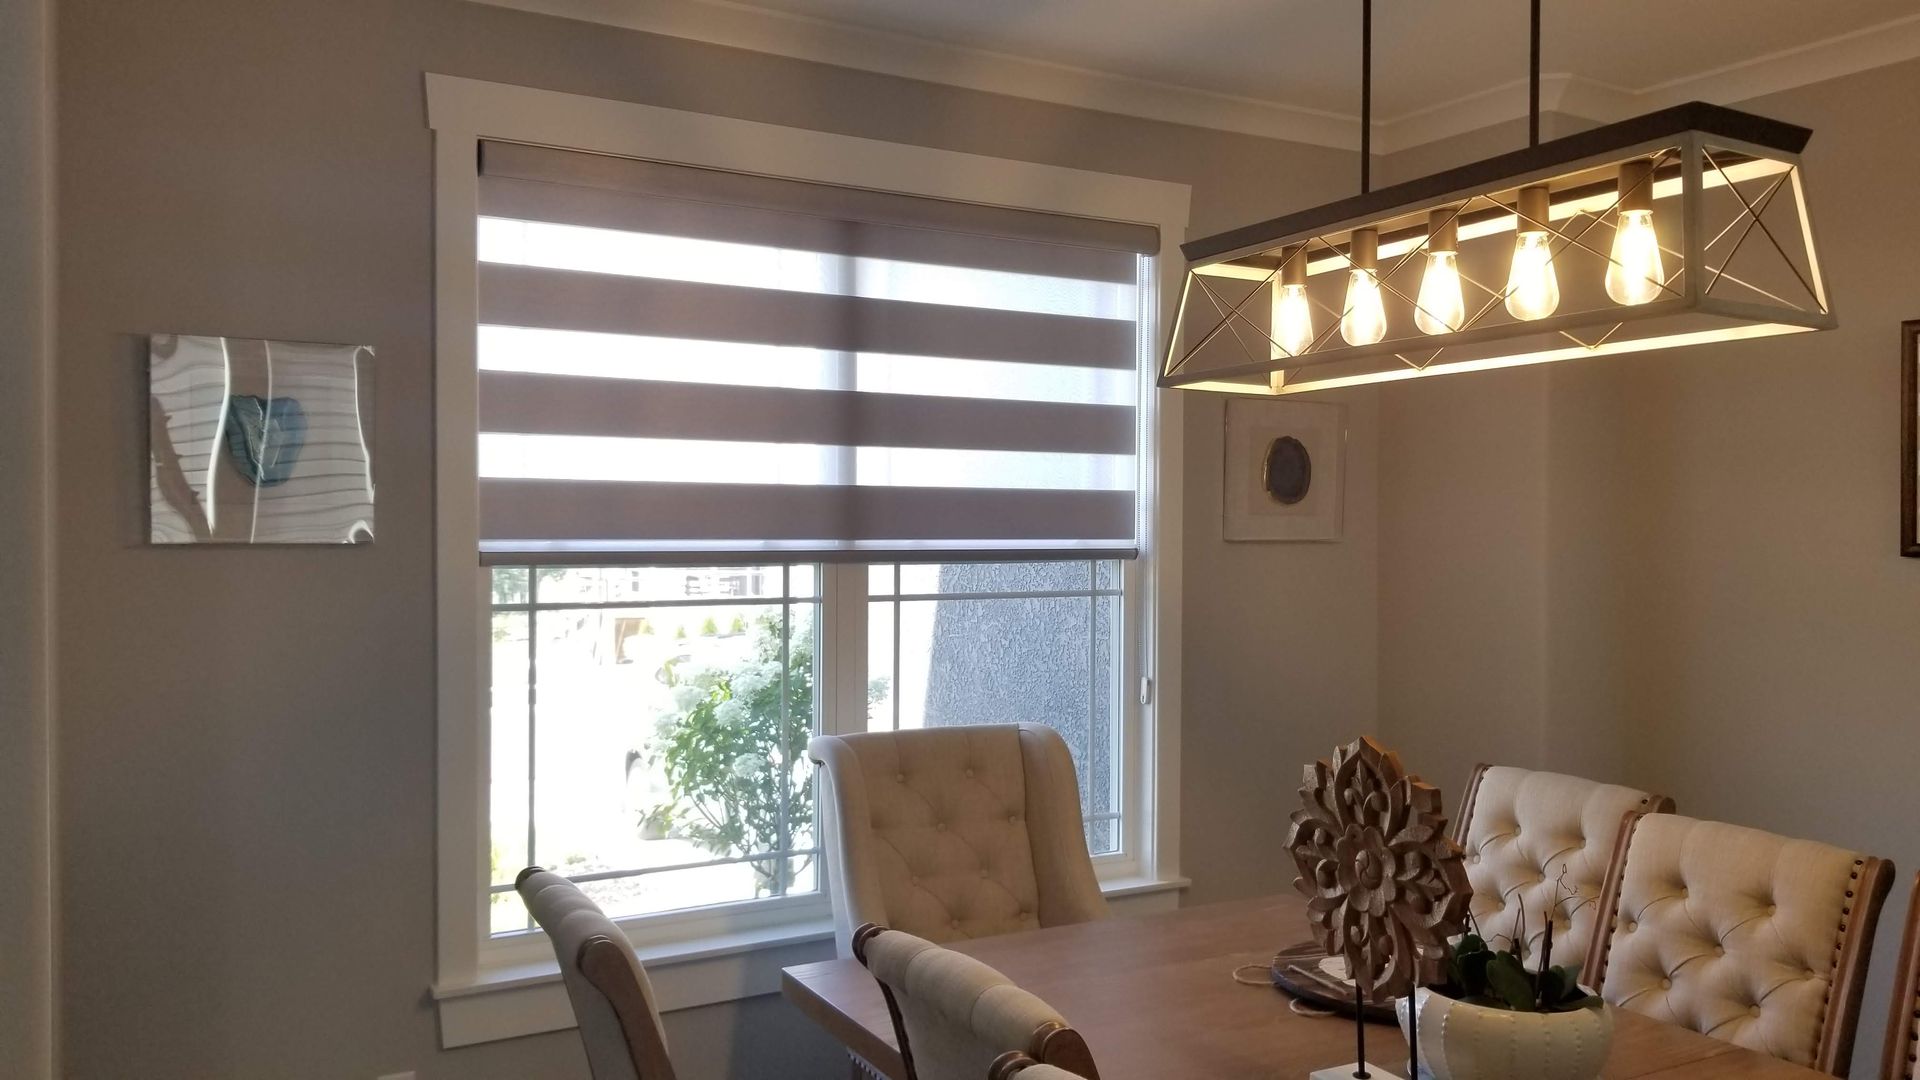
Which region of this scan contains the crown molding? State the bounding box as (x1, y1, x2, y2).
(466, 0, 1920, 154)
(468, 0, 1363, 148)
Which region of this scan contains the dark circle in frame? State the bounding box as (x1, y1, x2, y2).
(1263, 435, 1312, 505)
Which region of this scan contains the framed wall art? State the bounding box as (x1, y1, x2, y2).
(149, 333, 375, 545)
(1223, 397, 1345, 542)
(1904, 320, 1918, 557)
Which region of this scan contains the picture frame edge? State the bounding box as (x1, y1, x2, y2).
(1904, 320, 1919, 558)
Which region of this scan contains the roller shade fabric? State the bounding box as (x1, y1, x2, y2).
(474, 140, 1155, 563)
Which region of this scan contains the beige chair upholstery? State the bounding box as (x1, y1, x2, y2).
(517, 868, 678, 1080)
(855, 925, 1100, 1080)
(1453, 764, 1673, 974)
(1584, 813, 1893, 1076)
(987, 1055, 1089, 1080)
(811, 724, 1108, 955)
(1879, 872, 1920, 1080)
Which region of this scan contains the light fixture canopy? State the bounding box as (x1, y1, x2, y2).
(1163, 102, 1835, 395)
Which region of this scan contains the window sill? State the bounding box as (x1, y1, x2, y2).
(433, 875, 1189, 1048)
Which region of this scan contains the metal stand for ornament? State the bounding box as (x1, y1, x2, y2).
(1306, 978, 1406, 1080)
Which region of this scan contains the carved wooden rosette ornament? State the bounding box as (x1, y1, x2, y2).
(1286, 736, 1471, 1004)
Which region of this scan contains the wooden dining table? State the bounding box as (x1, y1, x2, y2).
(781, 894, 1828, 1079)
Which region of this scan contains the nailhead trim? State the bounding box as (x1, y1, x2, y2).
(1814, 857, 1865, 1058)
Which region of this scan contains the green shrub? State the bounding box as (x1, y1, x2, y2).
(643, 614, 813, 896)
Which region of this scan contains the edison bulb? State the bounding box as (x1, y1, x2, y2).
(1504, 231, 1560, 321)
(1341, 269, 1387, 346)
(1605, 208, 1666, 306)
(1415, 250, 1466, 335)
(1272, 282, 1315, 357)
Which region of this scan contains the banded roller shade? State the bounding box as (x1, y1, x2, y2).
(475, 141, 1157, 563)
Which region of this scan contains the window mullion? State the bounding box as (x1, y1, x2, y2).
(820, 563, 868, 737)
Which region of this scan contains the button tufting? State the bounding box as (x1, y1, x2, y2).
(1009, 814, 1021, 824)
(1750, 1005, 1762, 1018)
(965, 768, 975, 778)
(1624, 920, 1637, 932)
(950, 919, 961, 929)
(910, 876, 920, 886)
(936, 822, 947, 831)
(979, 869, 990, 879)
(1660, 978, 1673, 990)
(895, 772, 906, 783)
(1714, 946, 1725, 957)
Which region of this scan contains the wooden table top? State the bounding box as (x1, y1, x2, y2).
(781, 895, 1826, 1080)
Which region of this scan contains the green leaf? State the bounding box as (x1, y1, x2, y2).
(1549, 965, 1588, 1006)
(1536, 965, 1568, 1009)
(1485, 953, 1538, 1012)
(1455, 946, 1491, 997)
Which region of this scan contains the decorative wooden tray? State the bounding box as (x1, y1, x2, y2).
(1268, 940, 1398, 1023)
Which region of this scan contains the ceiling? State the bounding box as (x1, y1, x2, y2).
(474, 0, 1920, 150)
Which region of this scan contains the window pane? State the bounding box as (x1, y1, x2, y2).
(867, 600, 896, 731)
(570, 861, 798, 922)
(872, 566, 1122, 854)
(535, 565, 785, 605)
(495, 568, 821, 934)
(899, 560, 1092, 595)
(490, 609, 531, 933)
(1084, 816, 1116, 856)
(491, 567, 529, 605)
(867, 564, 897, 598)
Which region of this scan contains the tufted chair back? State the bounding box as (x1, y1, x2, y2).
(811, 725, 1108, 955)
(1453, 764, 1672, 974)
(1879, 872, 1920, 1080)
(1584, 813, 1893, 1076)
(855, 925, 1100, 1080)
(517, 868, 677, 1080)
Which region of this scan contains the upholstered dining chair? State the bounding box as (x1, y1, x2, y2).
(810, 724, 1108, 956)
(1582, 813, 1894, 1076)
(1452, 764, 1674, 974)
(1879, 872, 1920, 1079)
(988, 1054, 1088, 1080)
(517, 868, 678, 1080)
(855, 924, 1101, 1080)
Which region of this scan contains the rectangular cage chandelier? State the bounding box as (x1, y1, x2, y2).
(1161, 102, 1835, 395)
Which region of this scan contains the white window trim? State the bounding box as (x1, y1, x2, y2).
(427, 73, 1191, 1048)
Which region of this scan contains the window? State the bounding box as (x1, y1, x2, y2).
(488, 565, 823, 933)
(429, 78, 1188, 1034)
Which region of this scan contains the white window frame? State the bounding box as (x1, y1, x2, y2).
(427, 73, 1191, 1047)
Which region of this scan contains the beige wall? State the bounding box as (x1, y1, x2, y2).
(1, 2, 55, 1079)
(52, 1, 1364, 1077)
(1180, 385, 1381, 903)
(1377, 59, 1920, 1077)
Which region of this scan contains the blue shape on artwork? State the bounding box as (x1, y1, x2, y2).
(224, 394, 307, 487)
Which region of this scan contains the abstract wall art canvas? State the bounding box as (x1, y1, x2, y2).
(149, 334, 375, 544)
(1223, 397, 1345, 542)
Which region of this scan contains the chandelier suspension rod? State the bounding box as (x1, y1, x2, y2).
(1529, 0, 1542, 147)
(1359, 0, 1372, 193)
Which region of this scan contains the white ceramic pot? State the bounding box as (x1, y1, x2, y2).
(1394, 986, 1613, 1080)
